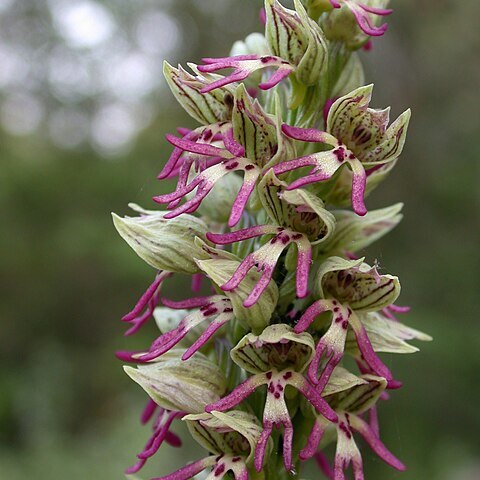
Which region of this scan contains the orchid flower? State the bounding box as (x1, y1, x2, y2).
(206, 325, 338, 473)
(274, 85, 411, 215)
(294, 257, 402, 390)
(330, 0, 393, 37)
(300, 371, 405, 479)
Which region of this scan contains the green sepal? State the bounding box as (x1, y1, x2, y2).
(316, 256, 401, 312)
(163, 61, 234, 125)
(346, 311, 432, 355)
(232, 84, 278, 168)
(231, 324, 315, 374)
(325, 374, 387, 414)
(319, 203, 403, 255)
(184, 410, 263, 464)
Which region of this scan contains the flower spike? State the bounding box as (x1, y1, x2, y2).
(113, 2, 426, 478)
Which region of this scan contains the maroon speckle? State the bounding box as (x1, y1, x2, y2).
(333, 147, 346, 162)
(203, 129, 212, 140)
(283, 372, 292, 380)
(223, 307, 233, 313)
(332, 300, 338, 306)
(292, 233, 303, 240)
(274, 392, 281, 399)
(268, 383, 275, 393)
(266, 372, 273, 380)
(225, 161, 239, 170)
(214, 464, 226, 476)
(349, 153, 355, 159)
(203, 307, 218, 316)
(339, 422, 352, 439)
(245, 164, 255, 170)
(342, 320, 348, 330)
(333, 307, 340, 313)
(232, 456, 241, 462)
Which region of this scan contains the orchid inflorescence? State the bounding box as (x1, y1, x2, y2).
(113, 1, 431, 479)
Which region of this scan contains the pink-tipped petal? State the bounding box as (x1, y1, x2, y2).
(348, 158, 367, 216)
(349, 415, 406, 471)
(314, 451, 335, 480)
(349, 314, 393, 382)
(152, 456, 217, 480)
(122, 272, 168, 322)
(254, 422, 273, 472)
(281, 124, 334, 144)
(206, 374, 266, 413)
(258, 66, 293, 90)
(140, 399, 158, 425)
(300, 420, 327, 460)
(295, 238, 312, 299)
(291, 372, 338, 423)
(223, 128, 245, 157)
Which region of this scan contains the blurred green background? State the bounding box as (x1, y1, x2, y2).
(0, 0, 478, 478)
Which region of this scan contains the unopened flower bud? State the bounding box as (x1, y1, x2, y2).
(265, 0, 328, 85)
(123, 349, 227, 414)
(112, 204, 208, 274)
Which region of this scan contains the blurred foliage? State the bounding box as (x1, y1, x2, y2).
(0, 0, 479, 479)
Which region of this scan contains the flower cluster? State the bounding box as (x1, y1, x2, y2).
(113, 1, 430, 479)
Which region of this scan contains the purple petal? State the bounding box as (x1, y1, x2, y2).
(207, 225, 275, 245)
(122, 271, 168, 322)
(295, 237, 312, 299)
(161, 296, 214, 309)
(359, 4, 393, 16)
(166, 133, 232, 159)
(223, 128, 245, 157)
(300, 420, 327, 460)
(254, 422, 273, 472)
(140, 398, 158, 425)
(294, 299, 331, 333)
(228, 175, 258, 227)
(290, 372, 338, 423)
(281, 124, 333, 144)
(349, 314, 394, 382)
(206, 374, 266, 413)
(258, 66, 293, 90)
(182, 312, 232, 360)
(314, 451, 335, 480)
(152, 456, 217, 480)
(348, 158, 367, 216)
(349, 415, 406, 471)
